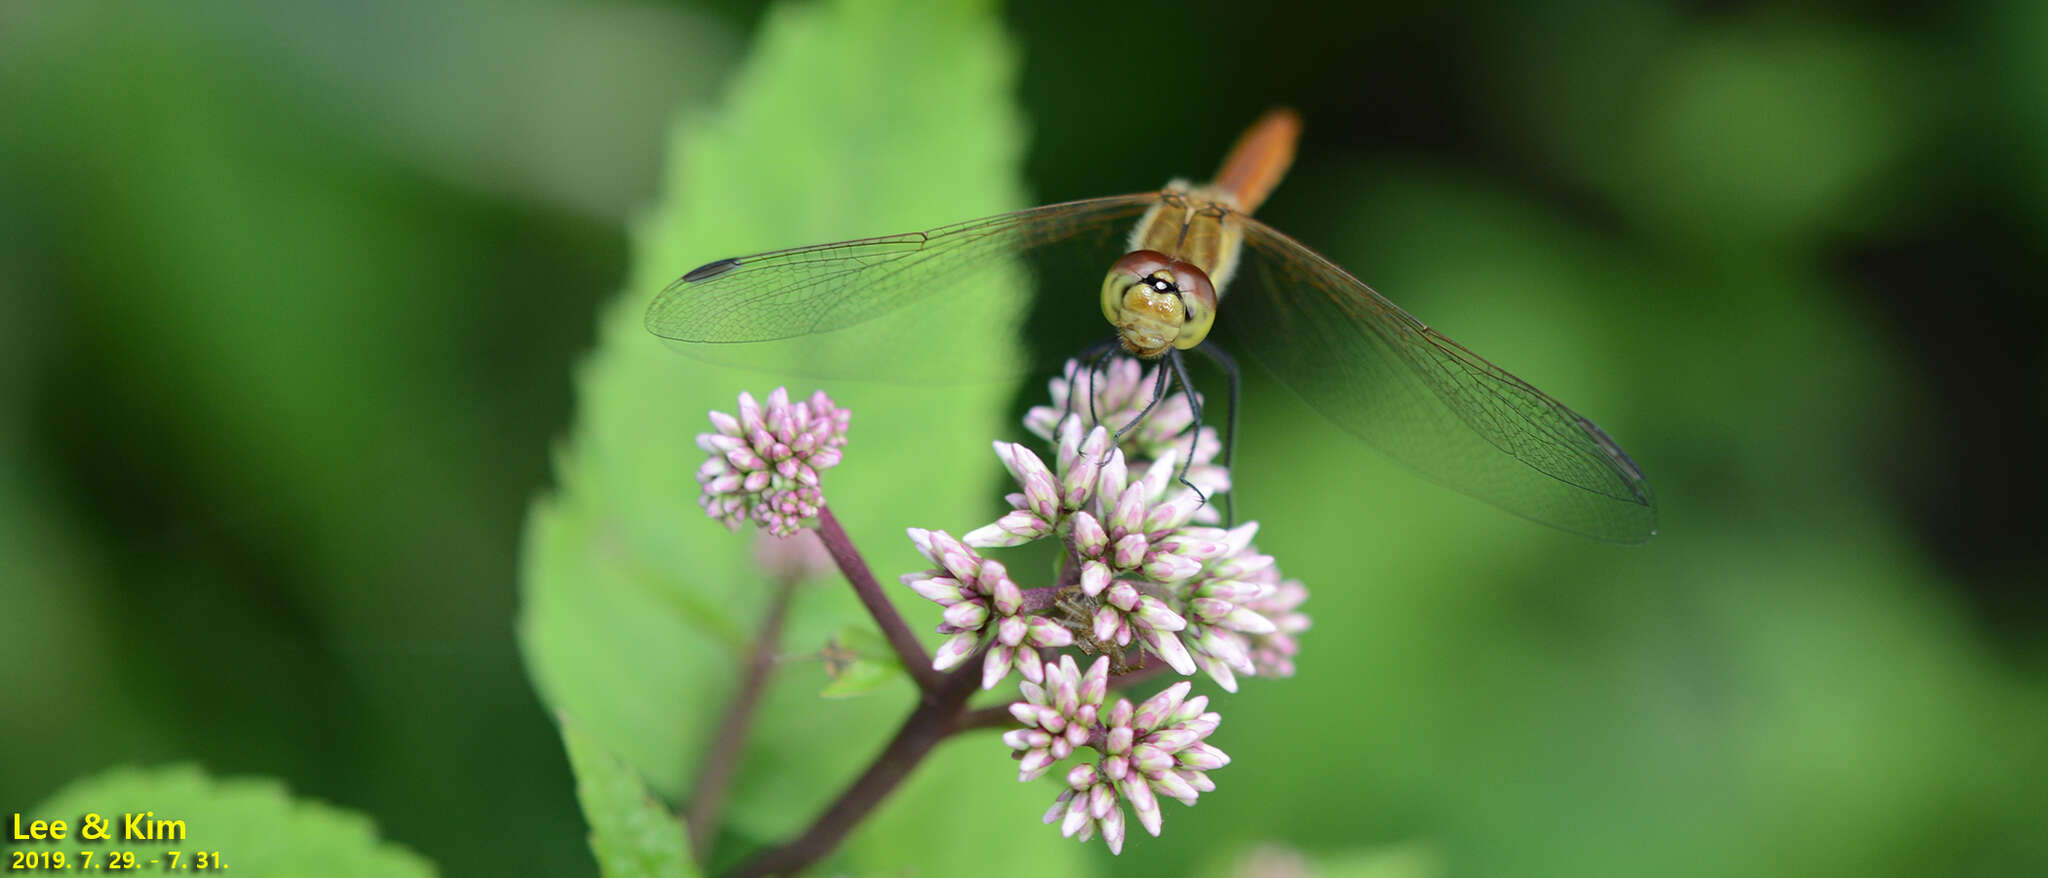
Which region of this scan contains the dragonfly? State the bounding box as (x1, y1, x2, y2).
(647, 109, 1658, 543)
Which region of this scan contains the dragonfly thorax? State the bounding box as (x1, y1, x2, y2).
(1100, 249, 1217, 358)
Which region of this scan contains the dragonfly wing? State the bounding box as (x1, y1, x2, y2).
(646, 194, 1161, 381)
(1223, 216, 1658, 543)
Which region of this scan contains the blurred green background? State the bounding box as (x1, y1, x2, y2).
(4, 0, 2045, 875)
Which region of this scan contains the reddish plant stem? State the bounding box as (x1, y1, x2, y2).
(686, 571, 799, 859)
(1018, 585, 1064, 613)
(816, 507, 942, 693)
(723, 664, 982, 878)
(1018, 550, 1086, 612)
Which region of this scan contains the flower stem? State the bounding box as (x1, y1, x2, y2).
(722, 664, 982, 878)
(1017, 586, 1065, 613)
(945, 704, 1017, 736)
(685, 569, 799, 859)
(816, 506, 942, 692)
(1016, 551, 1085, 613)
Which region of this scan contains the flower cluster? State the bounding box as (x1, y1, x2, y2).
(689, 361, 1311, 857)
(895, 359, 1312, 852)
(903, 420, 1217, 688)
(694, 388, 850, 536)
(1004, 656, 1228, 854)
(1174, 520, 1312, 692)
(902, 528, 1074, 689)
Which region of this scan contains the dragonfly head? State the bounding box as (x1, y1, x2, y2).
(1101, 249, 1217, 358)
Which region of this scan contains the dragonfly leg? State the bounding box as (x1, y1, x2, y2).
(1165, 349, 1213, 512)
(1058, 358, 1083, 423)
(1193, 344, 1241, 527)
(1062, 338, 1120, 429)
(1085, 344, 1117, 430)
(1114, 355, 1173, 441)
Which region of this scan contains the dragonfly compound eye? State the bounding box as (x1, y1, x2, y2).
(1101, 250, 1218, 357)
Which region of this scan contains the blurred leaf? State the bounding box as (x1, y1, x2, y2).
(519, 0, 1084, 872)
(561, 717, 699, 878)
(818, 624, 906, 698)
(1487, 11, 1929, 252)
(818, 660, 904, 699)
(829, 624, 891, 658)
(28, 765, 434, 877)
(222, 0, 738, 221)
(0, 4, 601, 872)
(1606, 22, 1930, 249)
(1991, 0, 2048, 228)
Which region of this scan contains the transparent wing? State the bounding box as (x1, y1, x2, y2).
(1223, 216, 1658, 543)
(646, 194, 1161, 381)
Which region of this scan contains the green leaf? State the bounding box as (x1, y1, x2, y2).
(818, 660, 905, 699)
(561, 717, 700, 878)
(519, 0, 1086, 872)
(26, 765, 434, 877)
(818, 624, 907, 698)
(830, 623, 891, 657)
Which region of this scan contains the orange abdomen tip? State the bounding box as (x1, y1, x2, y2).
(1211, 107, 1302, 215)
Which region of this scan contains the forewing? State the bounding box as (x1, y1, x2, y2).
(1223, 216, 1658, 543)
(645, 194, 1160, 381)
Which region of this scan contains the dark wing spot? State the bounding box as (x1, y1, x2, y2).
(683, 258, 743, 283)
